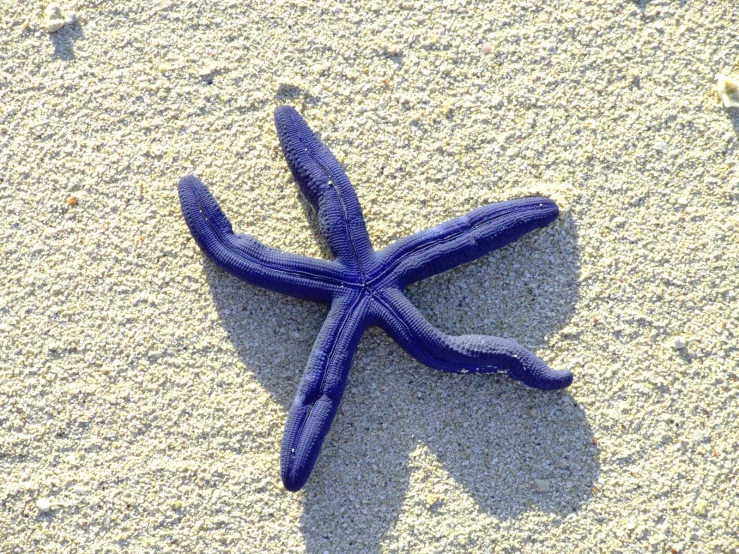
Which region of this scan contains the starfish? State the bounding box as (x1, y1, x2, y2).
(178, 106, 574, 492)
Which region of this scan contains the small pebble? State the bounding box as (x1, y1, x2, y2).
(45, 3, 66, 33)
(36, 498, 51, 512)
(694, 499, 708, 516)
(198, 65, 216, 78)
(528, 407, 539, 417)
(68, 197, 78, 206)
(481, 43, 492, 54)
(672, 336, 686, 349)
(533, 479, 550, 493)
(716, 73, 739, 108)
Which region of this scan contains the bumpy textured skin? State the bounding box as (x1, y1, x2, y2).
(178, 105, 574, 492)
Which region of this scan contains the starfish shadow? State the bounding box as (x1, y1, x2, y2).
(204, 205, 599, 552)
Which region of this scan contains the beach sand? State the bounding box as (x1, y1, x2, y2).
(1, 1, 737, 552)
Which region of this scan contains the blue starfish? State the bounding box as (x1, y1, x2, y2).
(178, 106, 574, 492)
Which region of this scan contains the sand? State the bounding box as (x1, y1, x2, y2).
(1, 1, 738, 552)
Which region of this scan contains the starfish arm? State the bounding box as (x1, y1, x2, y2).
(275, 106, 376, 277)
(371, 197, 559, 287)
(375, 289, 573, 390)
(178, 175, 349, 303)
(281, 292, 371, 491)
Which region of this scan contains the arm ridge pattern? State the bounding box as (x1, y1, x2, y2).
(178, 105, 574, 491)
